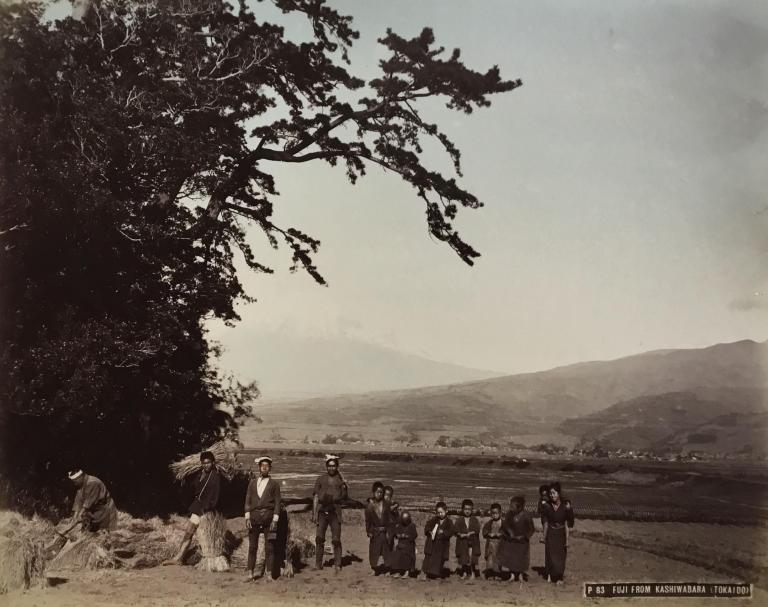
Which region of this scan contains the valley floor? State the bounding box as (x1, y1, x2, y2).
(8, 516, 766, 607)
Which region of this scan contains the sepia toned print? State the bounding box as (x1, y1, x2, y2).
(0, 0, 766, 605)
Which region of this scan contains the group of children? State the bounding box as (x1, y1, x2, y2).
(364, 481, 566, 582)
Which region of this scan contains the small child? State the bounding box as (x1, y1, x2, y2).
(384, 485, 399, 550)
(386, 510, 417, 578)
(481, 503, 504, 579)
(537, 484, 550, 522)
(454, 498, 481, 578)
(421, 501, 454, 579)
(364, 481, 391, 575)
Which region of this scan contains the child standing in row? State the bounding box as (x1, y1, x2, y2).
(384, 485, 399, 550)
(365, 481, 391, 575)
(421, 501, 454, 579)
(387, 510, 418, 577)
(454, 498, 481, 579)
(481, 503, 504, 579)
(499, 496, 535, 581)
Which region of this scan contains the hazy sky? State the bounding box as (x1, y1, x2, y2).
(211, 0, 768, 377)
(44, 1, 768, 385)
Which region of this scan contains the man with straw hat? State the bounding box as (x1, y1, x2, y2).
(68, 469, 118, 532)
(164, 450, 221, 565)
(244, 455, 282, 581)
(311, 454, 348, 572)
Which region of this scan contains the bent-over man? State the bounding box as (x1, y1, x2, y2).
(68, 469, 117, 532)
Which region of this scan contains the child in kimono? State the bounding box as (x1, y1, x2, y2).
(481, 503, 504, 579)
(454, 498, 481, 578)
(499, 496, 535, 581)
(537, 484, 550, 524)
(386, 510, 417, 578)
(421, 501, 454, 579)
(364, 481, 391, 575)
(384, 485, 399, 550)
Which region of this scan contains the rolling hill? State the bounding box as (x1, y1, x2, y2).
(560, 388, 768, 453)
(242, 339, 768, 454)
(256, 339, 768, 426)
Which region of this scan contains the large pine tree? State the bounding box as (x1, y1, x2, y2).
(0, 0, 520, 515)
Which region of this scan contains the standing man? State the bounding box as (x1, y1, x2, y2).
(164, 450, 221, 565)
(68, 469, 118, 532)
(311, 454, 348, 572)
(244, 456, 282, 581)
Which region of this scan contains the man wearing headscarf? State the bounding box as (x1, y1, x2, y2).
(311, 454, 348, 572)
(68, 469, 118, 532)
(244, 455, 282, 581)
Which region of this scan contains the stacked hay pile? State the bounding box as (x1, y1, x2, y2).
(0, 511, 50, 594)
(48, 512, 191, 572)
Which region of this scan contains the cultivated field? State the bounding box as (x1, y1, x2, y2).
(9, 512, 768, 607)
(229, 450, 768, 525)
(5, 450, 767, 606)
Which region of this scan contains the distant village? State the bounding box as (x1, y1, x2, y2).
(263, 432, 763, 462)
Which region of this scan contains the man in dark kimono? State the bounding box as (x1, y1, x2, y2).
(364, 481, 391, 575)
(311, 454, 348, 572)
(68, 469, 117, 532)
(164, 450, 221, 565)
(386, 510, 417, 578)
(244, 456, 282, 581)
(499, 495, 535, 581)
(454, 498, 481, 578)
(421, 501, 454, 579)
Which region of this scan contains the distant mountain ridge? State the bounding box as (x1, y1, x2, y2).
(217, 329, 503, 399)
(265, 339, 768, 423)
(248, 339, 768, 455)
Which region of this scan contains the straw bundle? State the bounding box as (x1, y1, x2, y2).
(0, 512, 50, 593)
(195, 512, 229, 572)
(170, 439, 242, 482)
(276, 510, 314, 577)
(49, 535, 117, 571)
(284, 536, 314, 577)
(48, 512, 192, 571)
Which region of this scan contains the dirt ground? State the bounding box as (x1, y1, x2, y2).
(5, 515, 765, 607)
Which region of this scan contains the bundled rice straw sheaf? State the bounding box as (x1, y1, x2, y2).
(229, 509, 315, 578)
(195, 511, 229, 572)
(48, 511, 192, 572)
(0, 511, 51, 593)
(170, 439, 242, 482)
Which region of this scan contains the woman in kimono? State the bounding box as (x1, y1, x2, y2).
(499, 496, 535, 581)
(481, 503, 503, 579)
(541, 482, 575, 584)
(364, 481, 391, 574)
(421, 501, 454, 579)
(386, 510, 417, 577)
